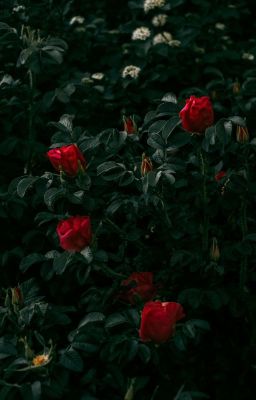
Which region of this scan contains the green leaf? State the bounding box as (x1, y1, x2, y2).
(60, 348, 84, 372)
(78, 312, 105, 329)
(17, 177, 39, 198)
(97, 161, 126, 181)
(162, 116, 181, 142)
(53, 251, 74, 275)
(20, 253, 45, 273)
(105, 313, 128, 329)
(44, 187, 67, 210)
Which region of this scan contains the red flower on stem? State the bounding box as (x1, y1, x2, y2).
(139, 301, 185, 344)
(47, 144, 86, 176)
(215, 171, 226, 182)
(179, 96, 214, 134)
(120, 272, 156, 304)
(57, 216, 92, 252)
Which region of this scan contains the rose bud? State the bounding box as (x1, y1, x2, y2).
(47, 144, 86, 177)
(123, 116, 137, 134)
(56, 215, 92, 252)
(236, 125, 249, 143)
(141, 153, 153, 176)
(120, 272, 156, 304)
(179, 95, 214, 134)
(210, 237, 220, 262)
(215, 171, 226, 182)
(11, 287, 23, 307)
(139, 301, 185, 344)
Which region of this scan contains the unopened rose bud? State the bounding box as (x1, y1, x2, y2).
(141, 153, 153, 176)
(232, 81, 240, 94)
(236, 125, 249, 143)
(210, 237, 220, 262)
(11, 287, 23, 307)
(123, 116, 137, 134)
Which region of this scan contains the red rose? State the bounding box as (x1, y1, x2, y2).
(123, 116, 137, 134)
(47, 144, 86, 176)
(215, 171, 226, 182)
(56, 216, 92, 252)
(139, 301, 185, 343)
(120, 272, 156, 304)
(179, 96, 214, 133)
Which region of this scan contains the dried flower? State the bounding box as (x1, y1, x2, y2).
(11, 287, 23, 306)
(132, 27, 151, 41)
(236, 125, 249, 143)
(144, 0, 166, 13)
(122, 65, 141, 79)
(151, 14, 168, 27)
(32, 354, 49, 366)
(153, 32, 173, 46)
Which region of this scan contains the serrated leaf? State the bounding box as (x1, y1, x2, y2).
(53, 251, 74, 275)
(44, 187, 67, 210)
(105, 313, 128, 329)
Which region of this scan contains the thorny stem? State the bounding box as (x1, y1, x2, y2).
(24, 69, 34, 174)
(199, 151, 209, 253)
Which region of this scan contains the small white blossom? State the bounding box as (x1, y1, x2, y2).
(13, 5, 25, 12)
(144, 0, 166, 13)
(69, 16, 85, 25)
(242, 52, 254, 61)
(152, 14, 168, 27)
(132, 27, 151, 41)
(91, 72, 104, 80)
(215, 23, 226, 30)
(122, 65, 141, 79)
(169, 39, 181, 47)
(153, 32, 173, 46)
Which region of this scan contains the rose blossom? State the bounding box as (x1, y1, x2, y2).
(47, 144, 86, 176)
(139, 301, 185, 343)
(179, 96, 214, 134)
(57, 216, 92, 252)
(120, 272, 156, 304)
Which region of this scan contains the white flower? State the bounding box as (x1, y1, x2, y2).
(153, 32, 173, 45)
(144, 0, 166, 13)
(215, 22, 226, 30)
(152, 14, 168, 27)
(169, 39, 181, 47)
(132, 27, 151, 41)
(122, 65, 141, 79)
(91, 72, 104, 80)
(242, 52, 254, 61)
(69, 16, 85, 25)
(13, 5, 25, 12)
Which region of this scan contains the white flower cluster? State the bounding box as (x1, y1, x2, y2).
(215, 22, 226, 30)
(144, 0, 166, 13)
(13, 5, 25, 12)
(153, 32, 181, 47)
(132, 27, 151, 41)
(122, 65, 141, 79)
(152, 14, 168, 27)
(69, 16, 85, 25)
(242, 53, 254, 61)
(91, 72, 104, 80)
